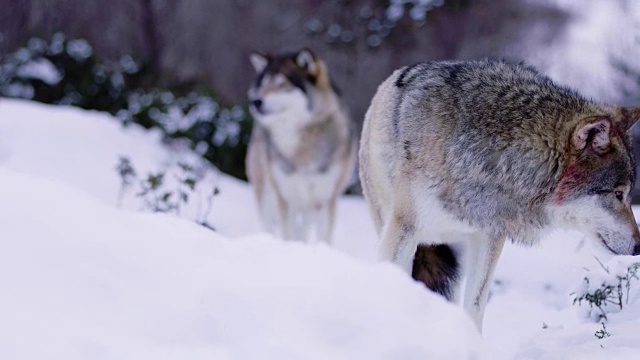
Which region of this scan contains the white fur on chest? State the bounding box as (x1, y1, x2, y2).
(411, 186, 554, 246)
(256, 90, 312, 158)
(413, 187, 479, 244)
(272, 164, 343, 208)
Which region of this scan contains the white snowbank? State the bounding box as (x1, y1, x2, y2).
(0, 167, 481, 359)
(2, 99, 640, 359)
(0, 99, 481, 359)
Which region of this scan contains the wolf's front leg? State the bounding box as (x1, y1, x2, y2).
(295, 209, 313, 242)
(281, 207, 298, 241)
(462, 233, 506, 332)
(258, 186, 281, 236)
(315, 200, 337, 244)
(379, 214, 418, 274)
(282, 207, 312, 241)
(275, 195, 299, 241)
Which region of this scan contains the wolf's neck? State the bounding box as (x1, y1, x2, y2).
(263, 110, 314, 158)
(262, 91, 342, 159)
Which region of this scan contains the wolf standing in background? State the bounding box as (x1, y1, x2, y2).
(246, 48, 357, 243)
(359, 59, 640, 331)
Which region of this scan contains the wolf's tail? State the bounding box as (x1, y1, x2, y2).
(412, 244, 459, 301)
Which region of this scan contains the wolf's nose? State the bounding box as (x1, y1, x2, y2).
(251, 99, 263, 110)
(634, 243, 640, 256)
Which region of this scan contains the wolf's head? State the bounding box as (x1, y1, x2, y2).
(551, 107, 640, 255)
(247, 48, 331, 124)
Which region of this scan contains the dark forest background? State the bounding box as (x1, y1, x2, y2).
(0, 0, 574, 122)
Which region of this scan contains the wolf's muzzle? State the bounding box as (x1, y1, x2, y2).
(251, 99, 263, 111)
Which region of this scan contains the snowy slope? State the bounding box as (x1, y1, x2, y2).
(0, 168, 481, 359)
(0, 99, 479, 359)
(1, 99, 640, 359)
(0, 99, 378, 260)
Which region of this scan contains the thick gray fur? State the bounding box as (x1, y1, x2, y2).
(395, 60, 590, 242)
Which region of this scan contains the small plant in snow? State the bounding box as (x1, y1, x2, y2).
(572, 259, 640, 321)
(116, 156, 137, 207)
(137, 172, 176, 213)
(115, 156, 219, 229)
(594, 322, 611, 340)
(571, 257, 640, 338)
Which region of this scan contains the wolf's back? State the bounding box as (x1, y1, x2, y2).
(392, 59, 587, 142)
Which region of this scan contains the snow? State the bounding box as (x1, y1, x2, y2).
(0, 168, 480, 359)
(386, 0, 444, 22)
(15, 58, 62, 85)
(0, 99, 480, 359)
(66, 39, 93, 61)
(1, 98, 640, 359)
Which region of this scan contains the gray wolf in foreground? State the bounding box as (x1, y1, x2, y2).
(246, 48, 357, 243)
(359, 59, 640, 331)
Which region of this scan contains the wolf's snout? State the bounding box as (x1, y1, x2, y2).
(251, 99, 263, 111)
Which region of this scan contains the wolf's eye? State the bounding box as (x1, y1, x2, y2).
(614, 191, 624, 201)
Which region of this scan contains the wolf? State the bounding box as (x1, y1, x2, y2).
(246, 48, 357, 243)
(359, 59, 640, 332)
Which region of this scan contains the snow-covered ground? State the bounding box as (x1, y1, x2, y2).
(1, 99, 640, 359)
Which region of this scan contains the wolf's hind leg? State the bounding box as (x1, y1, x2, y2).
(462, 233, 506, 331)
(379, 213, 418, 274)
(412, 244, 460, 302)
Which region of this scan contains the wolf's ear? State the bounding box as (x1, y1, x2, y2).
(616, 106, 640, 132)
(296, 48, 318, 75)
(572, 117, 611, 153)
(250, 52, 268, 74)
